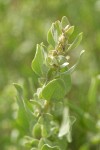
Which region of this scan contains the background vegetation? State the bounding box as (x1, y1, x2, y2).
(0, 0, 100, 150)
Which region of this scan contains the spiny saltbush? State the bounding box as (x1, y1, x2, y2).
(14, 16, 84, 150)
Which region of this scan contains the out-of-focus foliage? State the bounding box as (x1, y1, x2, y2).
(0, 0, 100, 150)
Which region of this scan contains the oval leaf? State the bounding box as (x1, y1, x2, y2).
(47, 28, 55, 47)
(38, 113, 53, 137)
(41, 79, 66, 101)
(55, 20, 62, 36)
(61, 50, 85, 75)
(67, 32, 83, 51)
(61, 16, 70, 28)
(31, 44, 45, 76)
(65, 26, 74, 37)
(61, 74, 71, 94)
(58, 107, 76, 143)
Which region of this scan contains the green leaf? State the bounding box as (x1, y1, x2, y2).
(67, 32, 83, 51)
(61, 50, 85, 75)
(55, 20, 62, 36)
(58, 107, 76, 143)
(51, 23, 58, 44)
(47, 21, 62, 47)
(53, 102, 63, 117)
(38, 138, 55, 150)
(61, 73, 71, 94)
(41, 144, 60, 150)
(13, 83, 23, 98)
(24, 137, 39, 148)
(30, 99, 42, 109)
(38, 113, 53, 137)
(14, 83, 36, 131)
(31, 44, 45, 76)
(13, 83, 29, 131)
(61, 16, 70, 28)
(38, 138, 48, 149)
(88, 76, 100, 105)
(41, 79, 66, 101)
(31, 139, 39, 147)
(32, 123, 42, 139)
(47, 28, 55, 47)
(65, 26, 74, 37)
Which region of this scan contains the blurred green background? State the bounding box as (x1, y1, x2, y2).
(0, 0, 100, 150)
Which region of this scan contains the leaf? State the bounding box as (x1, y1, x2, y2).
(47, 28, 55, 47)
(13, 83, 36, 131)
(13, 83, 26, 113)
(13, 83, 29, 131)
(61, 50, 85, 75)
(61, 73, 71, 94)
(58, 107, 76, 143)
(65, 26, 74, 37)
(55, 20, 62, 36)
(41, 79, 66, 101)
(47, 21, 62, 47)
(67, 32, 83, 51)
(24, 137, 39, 148)
(38, 113, 53, 137)
(61, 16, 70, 28)
(38, 138, 52, 150)
(51, 23, 58, 44)
(53, 102, 63, 117)
(30, 99, 42, 109)
(88, 76, 100, 105)
(32, 123, 42, 139)
(31, 139, 39, 147)
(31, 44, 45, 76)
(41, 144, 60, 150)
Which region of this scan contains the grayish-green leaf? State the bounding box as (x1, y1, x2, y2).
(38, 113, 53, 137)
(61, 16, 70, 28)
(88, 76, 100, 105)
(65, 26, 74, 37)
(67, 32, 83, 51)
(41, 79, 66, 101)
(13, 83, 29, 130)
(55, 20, 62, 36)
(13, 83, 36, 129)
(61, 50, 85, 75)
(61, 73, 71, 94)
(52, 23, 58, 44)
(31, 44, 45, 76)
(58, 107, 76, 143)
(47, 28, 55, 47)
(30, 99, 42, 109)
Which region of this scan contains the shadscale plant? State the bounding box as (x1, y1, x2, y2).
(14, 16, 84, 150)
